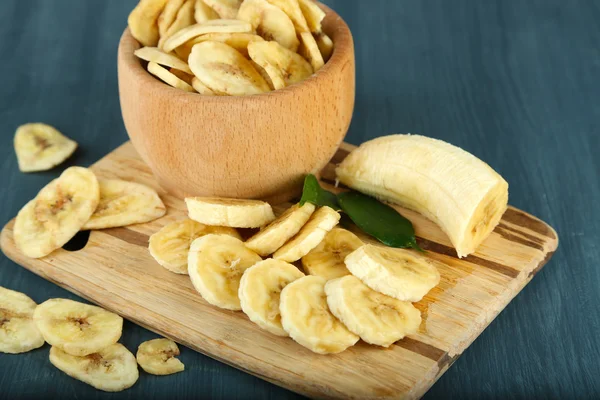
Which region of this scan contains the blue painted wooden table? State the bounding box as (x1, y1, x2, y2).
(1, 0, 598, 398)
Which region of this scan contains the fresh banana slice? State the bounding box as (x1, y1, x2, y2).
(189, 41, 271, 95)
(195, 0, 219, 23)
(273, 206, 340, 262)
(191, 77, 216, 94)
(136, 338, 184, 375)
(176, 32, 264, 60)
(245, 203, 315, 257)
(314, 32, 333, 61)
(14, 167, 99, 258)
(82, 179, 166, 230)
(301, 228, 363, 280)
(186, 197, 275, 228)
(149, 218, 240, 274)
(49, 344, 139, 392)
(298, 31, 324, 71)
(237, 0, 299, 52)
(128, 0, 170, 46)
(280, 276, 358, 354)
(148, 61, 196, 92)
(158, 0, 187, 38)
(0, 287, 45, 354)
(298, 0, 325, 33)
(325, 275, 421, 347)
(188, 234, 262, 310)
(170, 67, 195, 84)
(33, 298, 123, 356)
(265, 0, 309, 33)
(248, 41, 313, 90)
(203, 0, 242, 19)
(14, 123, 77, 173)
(345, 244, 441, 302)
(163, 19, 252, 53)
(158, 0, 196, 49)
(239, 259, 304, 336)
(134, 46, 193, 74)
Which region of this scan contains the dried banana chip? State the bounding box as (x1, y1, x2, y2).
(14, 167, 99, 258)
(134, 46, 193, 74)
(265, 0, 309, 33)
(203, 0, 242, 19)
(298, 0, 325, 33)
(195, 0, 219, 22)
(128, 0, 170, 46)
(50, 344, 139, 392)
(136, 338, 184, 375)
(158, 0, 187, 38)
(0, 287, 45, 354)
(14, 123, 77, 172)
(158, 0, 196, 49)
(148, 61, 196, 92)
(163, 19, 252, 52)
(250, 60, 275, 90)
(82, 179, 166, 230)
(248, 40, 313, 90)
(176, 32, 264, 60)
(237, 0, 299, 52)
(170, 67, 195, 84)
(191, 77, 216, 95)
(299, 31, 324, 71)
(189, 41, 271, 95)
(314, 31, 333, 61)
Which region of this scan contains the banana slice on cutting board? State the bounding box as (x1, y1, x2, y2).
(245, 203, 315, 257)
(134, 46, 193, 74)
(82, 179, 166, 230)
(325, 275, 421, 347)
(248, 40, 313, 90)
(0, 287, 45, 354)
(176, 32, 264, 60)
(203, 0, 242, 19)
(298, 31, 324, 71)
(265, 0, 309, 33)
(273, 206, 340, 262)
(345, 244, 441, 302)
(158, 0, 196, 49)
(237, 0, 299, 52)
(301, 227, 363, 280)
(186, 197, 275, 228)
(14, 123, 77, 172)
(188, 234, 262, 310)
(49, 344, 139, 392)
(336, 134, 509, 258)
(149, 218, 240, 274)
(298, 0, 325, 33)
(195, 0, 220, 23)
(280, 276, 359, 354)
(239, 259, 305, 336)
(163, 19, 252, 53)
(128, 0, 170, 46)
(33, 298, 123, 356)
(136, 338, 184, 375)
(14, 167, 99, 258)
(148, 62, 196, 92)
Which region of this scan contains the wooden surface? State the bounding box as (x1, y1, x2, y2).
(0, 1, 598, 399)
(118, 5, 354, 204)
(1, 141, 557, 399)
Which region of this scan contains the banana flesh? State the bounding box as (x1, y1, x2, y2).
(301, 227, 363, 280)
(185, 196, 275, 228)
(0, 287, 45, 354)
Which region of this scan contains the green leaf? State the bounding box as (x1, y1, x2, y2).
(337, 191, 423, 251)
(299, 174, 341, 210)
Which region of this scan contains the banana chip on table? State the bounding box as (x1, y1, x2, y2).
(188, 234, 262, 310)
(280, 276, 359, 354)
(301, 228, 363, 280)
(265, 0, 309, 33)
(14, 123, 77, 172)
(325, 275, 422, 347)
(175, 32, 264, 60)
(158, 0, 196, 49)
(248, 40, 313, 90)
(14, 167, 99, 258)
(50, 344, 139, 392)
(148, 61, 196, 92)
(162, 19, 252, 52)
(186, 197, 275, 228)
(33, 298, 123, 357)
(136, 338, 184, 375)
(134, 46, 193, 74)
(239, 259, 305, 336)
(128, 0, 170, 46)
(158, 0, 187, 38)
(298, 31, 324, 71)
(195, 0, 220, 23)
(203, 0, 242, 19)
(82, 179, 166, 230)
(237, 0, 299, 52)
(149, 218, 240, 274)
(0, 287, 45, 354)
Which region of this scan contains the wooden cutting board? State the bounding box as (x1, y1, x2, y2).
(0, 141, 558, 400)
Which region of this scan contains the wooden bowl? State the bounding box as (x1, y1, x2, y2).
(117, 6, 354, 204)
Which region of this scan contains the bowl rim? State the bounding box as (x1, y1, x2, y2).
(118, 3, 353, 101)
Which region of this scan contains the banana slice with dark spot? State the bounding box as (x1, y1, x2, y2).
(14, 123, 77, 173)
(248, 40, 313, 90)
(238, 0, 299, 52)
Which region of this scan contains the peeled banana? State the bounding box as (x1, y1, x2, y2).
(301, 227, 363, 280)
(336, 134, 509, 258)
(186, 197, 275, 228)
(237, 0, 299, 52)
(33, 298, 123, 356)
(14, 167, 99, 258)
(245, 203, 315, 257)
(248, 40, 313, 90)
(0, 287, 45, 354)
(136, 338, 184, 375)
(325, 275, 421, 347)
(345, 244, 441, 302)
(280, 276, 359, 354)
(149, 218, 240, 274)
(239, 259, 304, 336)
(188, 234, 262, 310)
(14, 123, 78, 173)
